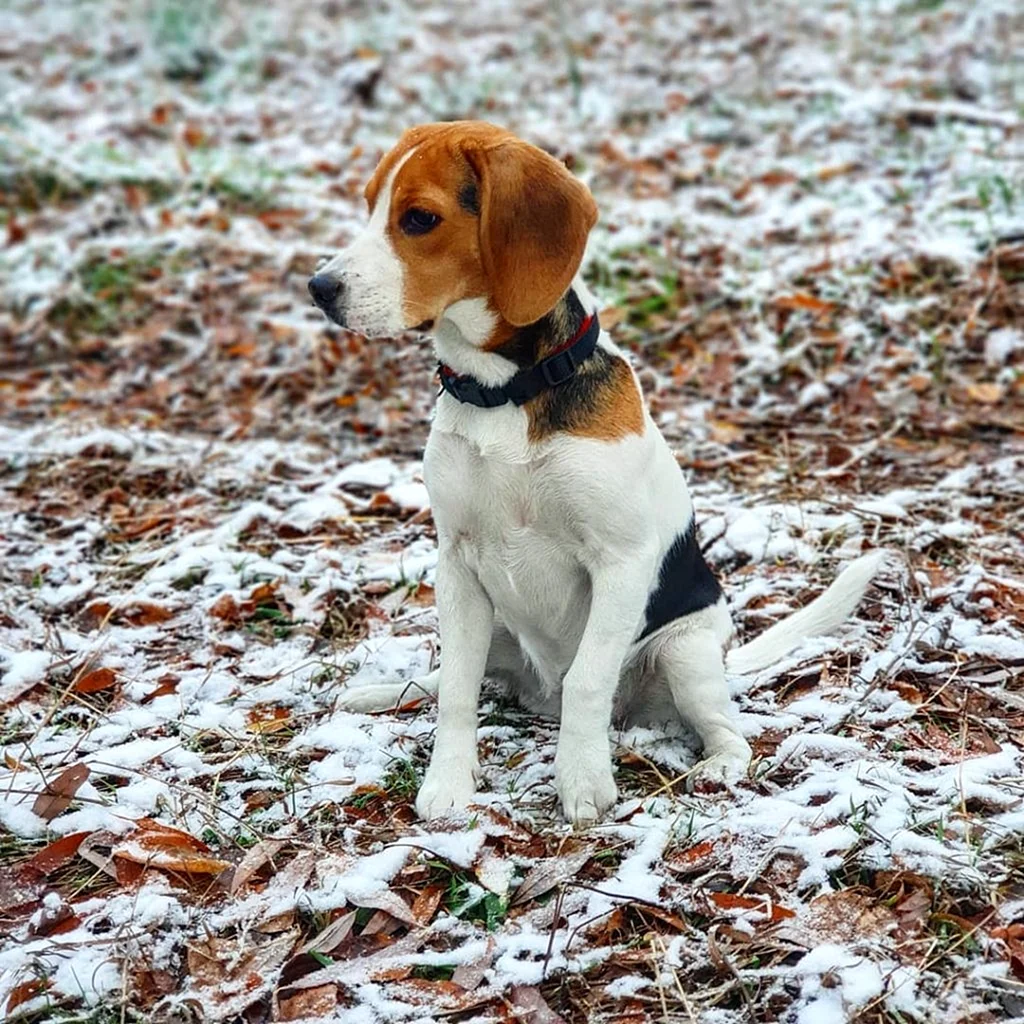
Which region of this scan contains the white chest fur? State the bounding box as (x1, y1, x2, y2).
(423, 411, 694, 690)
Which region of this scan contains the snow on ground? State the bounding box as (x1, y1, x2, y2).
(1, 0, 1023, 1022)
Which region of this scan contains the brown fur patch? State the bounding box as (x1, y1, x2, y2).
(362, 121, 596, 331)
(486, 291, 645, 443)
(362, 123, 640, 441)
(527, 350, 645, 442)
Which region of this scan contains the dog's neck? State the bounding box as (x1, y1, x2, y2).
(434, 281, 594, 389)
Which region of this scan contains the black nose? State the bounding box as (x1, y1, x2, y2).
(308, 274, 341, 309)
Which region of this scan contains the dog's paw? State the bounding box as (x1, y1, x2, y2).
(687, 739, 752, 793)
(415, 760, 478, 820)
(336, 677, 435, 714)
(554, 755, 618, 827)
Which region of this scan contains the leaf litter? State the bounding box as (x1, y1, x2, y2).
(1, 0, 1023, 1022)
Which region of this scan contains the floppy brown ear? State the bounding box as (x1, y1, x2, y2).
(464, 140, 598, 327)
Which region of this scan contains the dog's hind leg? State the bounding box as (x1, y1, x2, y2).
(335, 623, 533, 714)
(335, 668, 441, 713)
(654, 623, 752, 786)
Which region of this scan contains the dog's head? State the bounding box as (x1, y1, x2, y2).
(308, 121, 597, 339)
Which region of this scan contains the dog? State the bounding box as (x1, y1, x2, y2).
(308, 121, 883, 826)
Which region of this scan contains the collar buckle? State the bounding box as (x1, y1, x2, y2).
(540, 350, 576, 388)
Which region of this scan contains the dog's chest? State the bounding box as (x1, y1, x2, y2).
(424, 430, 589, 635)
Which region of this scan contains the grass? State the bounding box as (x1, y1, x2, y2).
(45, 250, 192, 341)
(422, 859, 510, 932)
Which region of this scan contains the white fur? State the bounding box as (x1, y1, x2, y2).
(725, 550, 888, 674)
(435, 298, 520, 386)
(325, 190, 883, 825)
(319, 149, 415, 337)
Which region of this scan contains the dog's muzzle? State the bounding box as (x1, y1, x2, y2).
(307, 273, 347, 325)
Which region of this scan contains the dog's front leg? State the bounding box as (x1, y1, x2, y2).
(555, 560, 651, 826)
(415, 546, 493, 820)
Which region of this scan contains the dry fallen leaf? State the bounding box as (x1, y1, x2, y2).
(351, 888, 418, 927)
(6, 978, 50, 1014)
(511, 849, 593, 906)
(410, 885, 445, 926)
(708, 891, 796, 921)
(74, 667, 118, 693)
(509, 985, 566, 1024)
(21, 830, 92, 878)
(277, 983, 337, 1021)
(302, 910, 357, 955)
(32, 763, 90, 821)
(774, 292, 837, 316)
(965, 382, 1004, 404)
(112, 819, 233, 876)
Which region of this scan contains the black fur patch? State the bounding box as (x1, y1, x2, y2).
(528, 347, 622, 436)
(490, 290, 638, 439)
(639, 521, 723, 640)
(458, 180, 480, 215)
(492, 289, 588, 369)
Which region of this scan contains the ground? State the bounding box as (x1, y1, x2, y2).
(1, 1, 1023, 1022)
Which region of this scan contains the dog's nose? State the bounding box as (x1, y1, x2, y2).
(308, 274, 341, 309)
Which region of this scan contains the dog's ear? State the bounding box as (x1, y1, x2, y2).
(464, 140, 597, 327)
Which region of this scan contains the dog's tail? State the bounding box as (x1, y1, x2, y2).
(725, 551, 886, 676)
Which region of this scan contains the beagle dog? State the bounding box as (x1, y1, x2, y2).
(309, 121, 883, 826)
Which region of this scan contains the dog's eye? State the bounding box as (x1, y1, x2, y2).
(399, 208, 441, 236)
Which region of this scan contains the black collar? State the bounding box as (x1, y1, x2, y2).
(437, 312, 600, 408)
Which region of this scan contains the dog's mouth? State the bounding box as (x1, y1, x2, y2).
(317, 304, 348, 329)
(411, 319, 434, 332)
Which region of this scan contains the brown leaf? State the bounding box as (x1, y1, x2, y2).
(509, 985, 566, 1024)
(666, 839, 717, 871)
(33, 763, 90, 820)
(6, 214, 27, 247)
(209, 593, 241, 622)
(410, 884, 445, 925)
(352, 888, 417, 927)
(182, 122, 206, 148)
(141, 674, 179, 703)
(21, 830, 91, 878)
(6, 978, 50, 1014)
(302, 910, 357, 955)
(825, 443, 854, 467)
(123, 183, 147, 210)
(361, 909, 404, 937)
(113, 820, 233, 876)
(74, 667, 118, 693)
(277, 984, 337, 1020)
(777, 890, 896, 947)
(188, 931, 297, 1017)
(816, 161, 860, 180)
(0, 866, 43, 914)
(451, 939, 494, 991)
(965, 382, 1004, 404)
(511, 849, 593, 906)
(896, 889, 932, 938)
(708, 892, 795, 921)
(229, 822, 299, 894)
(774, 292, 837, 316)
(125, 602, 174, 626)
(757, 169, 798, 187)
(247, 707, 293, 734)
(1010, 940, 1024, 983)
(408, 581, 435, 606)
(642, 904, 689, 932)
(257, 208, 303, 231)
